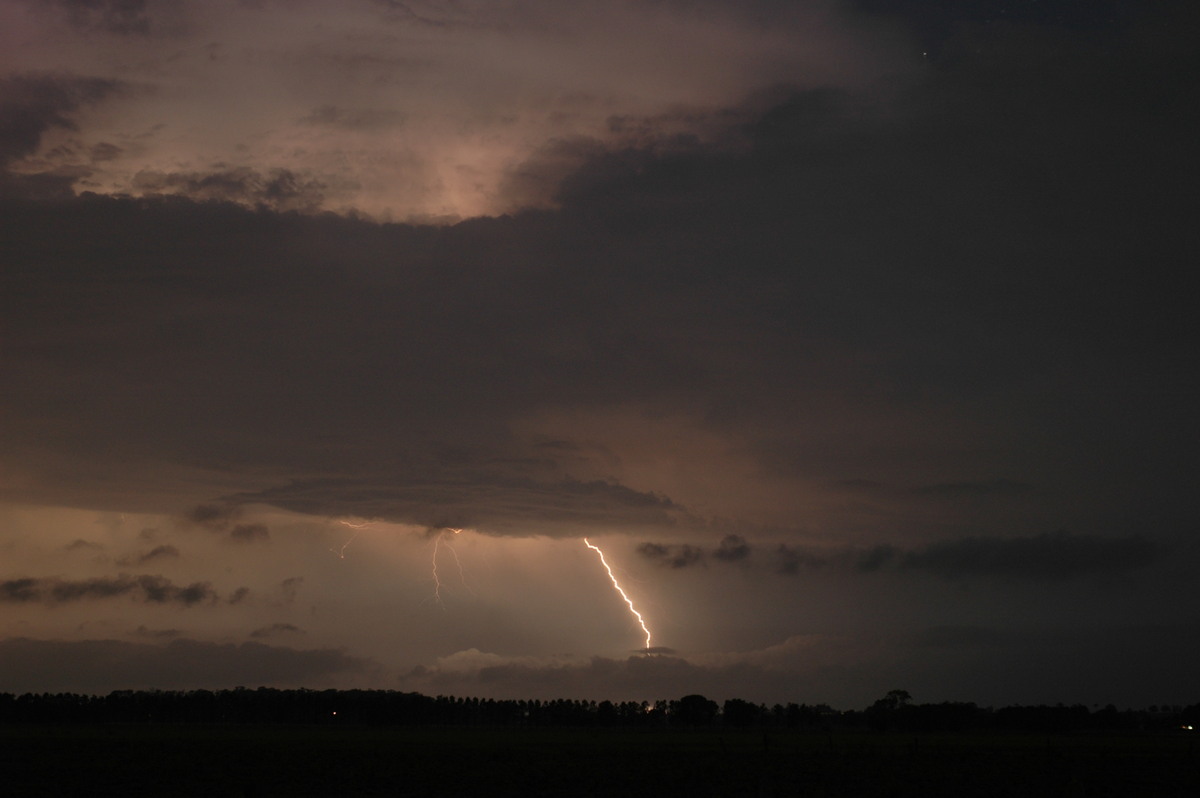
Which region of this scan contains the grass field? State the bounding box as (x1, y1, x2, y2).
(1, 724, 1196, 796)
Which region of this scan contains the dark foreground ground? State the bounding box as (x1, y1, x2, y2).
(1, 724, 1195, 797)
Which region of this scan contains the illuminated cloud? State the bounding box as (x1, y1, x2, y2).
(1, 0, 908, 219)
(399, 636, 865, 704)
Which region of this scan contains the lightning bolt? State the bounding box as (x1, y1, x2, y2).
(428, 527, 472, 608)
(584, 538, 652, 651)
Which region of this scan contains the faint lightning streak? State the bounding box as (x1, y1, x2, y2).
(428, 528, 472, 608)
(443, 540, 476, 596)
(430, 535, 445, 608)
(332, 518, 374, 559)
(584, 538, 652, 650)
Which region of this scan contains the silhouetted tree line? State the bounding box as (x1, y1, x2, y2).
(0, 688, 1196, 733)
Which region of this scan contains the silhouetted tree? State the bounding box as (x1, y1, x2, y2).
(671, 694, 719, 727)
(722, 698, 761, 727)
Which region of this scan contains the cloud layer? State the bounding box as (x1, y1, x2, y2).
(1, 1, 1197, 707)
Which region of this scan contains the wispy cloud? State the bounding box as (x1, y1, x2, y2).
(0, 574, 220, 605)
(183, 505, 270, 543)
(250, 622, 303, 639)
(117, 544, 180, 565)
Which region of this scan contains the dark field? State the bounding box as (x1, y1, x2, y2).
(1, 724, 1196, 797)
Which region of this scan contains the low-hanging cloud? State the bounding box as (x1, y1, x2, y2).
(0, 574, 220, 605)
(713, 535, 751, 562)
(637, 534, 752, 568)
(637, 542, 705, 569)
(183, 504, 271, 543)
(241, 476, 682, 537)
(117, 544, 180, 565)
(399, 635, 858, 704)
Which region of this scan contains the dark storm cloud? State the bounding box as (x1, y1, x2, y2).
(1, 4, 1196, 548)
(183, 505, 270, 543)
(0, 579, 40, 602)
(637, 534, 751, 568)
(771, 532, 1159, 580)
(0, 74, 118, 161)
(0, 637, 366, 694)
(65, 539, 104, 552)
(240, 476, 681, 536)
(0, 72, 123, 198)
(637, 542, 705, 569)
(713, 535, 751, 562)
(773, 545, 829, 575)
(0, 574, 218, 605)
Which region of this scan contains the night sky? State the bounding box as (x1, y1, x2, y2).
(2, 0, 1197, 709)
